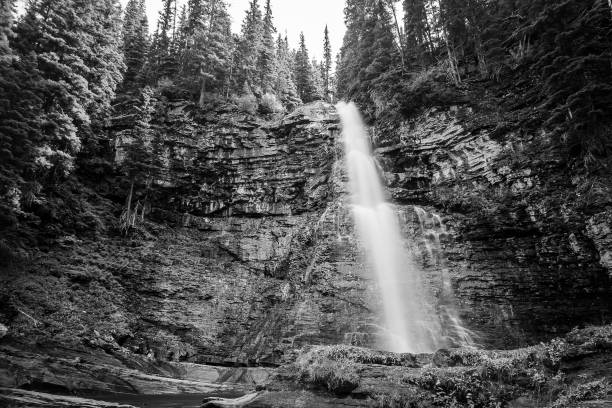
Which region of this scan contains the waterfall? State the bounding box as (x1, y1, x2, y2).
(338, 102, 445, 353)
(414, 206, 477, 348)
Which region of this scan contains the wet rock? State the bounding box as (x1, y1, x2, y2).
(431, 348, 455, 367)
(0, 343, 241, 395)
(373, 106, 612, 348)
(586, 209, 612, 276)
(0, 388, 138, 408)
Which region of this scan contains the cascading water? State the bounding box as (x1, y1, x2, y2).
(338, 102, 445, 353)
(414, 206, 477, 347)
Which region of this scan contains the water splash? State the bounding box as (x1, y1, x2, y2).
(337, 102, 444, 353)
(414, 205, 477, 347)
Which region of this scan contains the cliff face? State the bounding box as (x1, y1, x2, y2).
(375, 106, 612, 348)
(1, 102, 383, 367)
(2, 99, 611, 373)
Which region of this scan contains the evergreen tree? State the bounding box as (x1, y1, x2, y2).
(322, 25, 332, 101)
(186, 0, 207, 36)
(196, 0, 233, 104)
(258, 0, 277, 93)
(121, 0, 149, 91)
(439, 0, 467, 82)
(311, 58, 325, 100)
(235, 0, 263, 94)
(0, 0, 31, 216)
(179, 0, 205, 86)
(119, 86, 161, 233)
(294, 32, 318, 102)
(337, 0, 399, 109)
(0, 0, 124, 231)
(150, 0, 177, 81)
(12, 0, 124, 180)
(274, 34, 301, 109)
(337, 0, 367, 99)
(403, 0, 431, 66)
(174, 5, 188, 62)
(0, 0, 14, 56)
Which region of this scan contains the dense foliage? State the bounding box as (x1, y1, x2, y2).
(0, 0, 124, 253)
(336, 0, 612, 166)
(289, 326, 612, 407)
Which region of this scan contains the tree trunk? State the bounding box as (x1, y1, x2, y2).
(126, 178, 135, 223)
(423, 1, 436, 64)
(443, 31, 461, 84)
(386, 0, 406, 72)
(199, 78, 207, 107)
(199, 0, 218, 107)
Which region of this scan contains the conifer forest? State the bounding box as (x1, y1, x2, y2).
(1, 0, 612, 407)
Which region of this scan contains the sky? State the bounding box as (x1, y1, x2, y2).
(15, 0, 347, 60)
(124, 0, 347, 61)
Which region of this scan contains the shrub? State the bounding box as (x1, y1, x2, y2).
(295, 346, 360, 395)
(234, 93, 258, 114)
(304, 344, 417, 367)
(549, 379, 611, 408)
(259, 93, 284, 114)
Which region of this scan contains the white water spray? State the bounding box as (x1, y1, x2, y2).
(338, 102, 445, 353)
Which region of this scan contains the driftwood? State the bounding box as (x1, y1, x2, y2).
(201, 392, 260, 407)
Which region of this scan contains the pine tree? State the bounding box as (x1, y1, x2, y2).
(403, 0, 431, 66)
(337, 0, 399, 105)
(337, 0, 401, 116)
(0, 0, 30, 216)
(150, 0, 177, 81)
(0, 0, 14, 56)
(274, 34, 301, 109)
(258, 0, 277, 93)
(174, 4, 188, 68)
(196, 0, 233, 104)
(12, 0, 124, 179)
(311, 58, 325, 101)
(337, 0, 367, 100)
(0, 0, 124, 228)
(121, 0, 149, 91)
(179, 0, 204, 86)
(235, 0, 263, 94)
(294, 32, 319, 103)
(120, 86, 160, 233)
(322, 25, 332, 101)
(186, 0, 207, 36)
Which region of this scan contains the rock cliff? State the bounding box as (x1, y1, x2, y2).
(1, 102, 383, 369)
(375, 106, 612, 348)
(1, 99, 611, 403)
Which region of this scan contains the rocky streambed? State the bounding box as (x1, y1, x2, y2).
(1, 325, 611, 407)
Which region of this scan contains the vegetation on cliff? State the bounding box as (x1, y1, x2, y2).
(336, 0, 612, 169)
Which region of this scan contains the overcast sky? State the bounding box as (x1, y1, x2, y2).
(16, 0, 346, 60)
(123, 0, 347, 61)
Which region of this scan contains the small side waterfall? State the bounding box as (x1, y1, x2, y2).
(414, 206, 477, 347)
(338, 102, 444, 353)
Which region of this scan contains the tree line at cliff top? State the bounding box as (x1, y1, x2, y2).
(121, 0, 334, 110)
